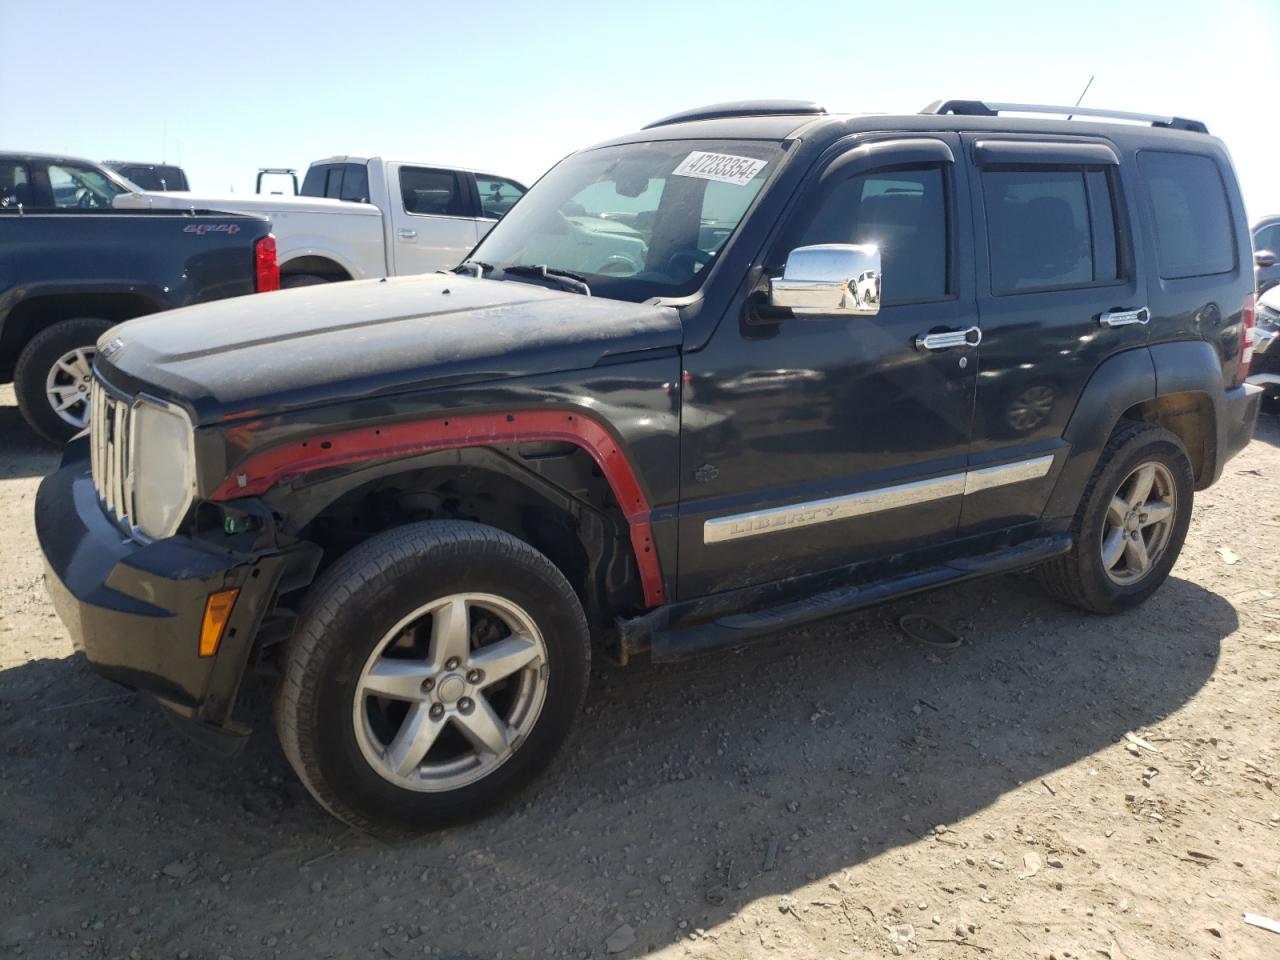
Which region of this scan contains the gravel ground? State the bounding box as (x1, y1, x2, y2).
(1, 382, 1278, 960)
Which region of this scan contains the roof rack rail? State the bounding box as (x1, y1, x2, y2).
(644, 100, 827, 130)
(920, 100, 1208, 134)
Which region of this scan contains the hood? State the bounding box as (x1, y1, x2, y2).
(113, 190, 382, 217)
(97, 274, 682, 423)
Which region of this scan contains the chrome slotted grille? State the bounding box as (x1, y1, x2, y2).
(89, 379, 133, 531)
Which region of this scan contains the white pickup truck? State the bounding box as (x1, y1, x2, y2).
(114, 157, 527, 286)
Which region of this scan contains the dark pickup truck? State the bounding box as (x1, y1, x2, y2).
(37, 99, 1262, 835)
(1, 152, 279, 442)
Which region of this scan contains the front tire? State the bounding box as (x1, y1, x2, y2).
(13, 317, 114, 444)
(276, 520, 590, 836)
(1038, 421, 1194, 613)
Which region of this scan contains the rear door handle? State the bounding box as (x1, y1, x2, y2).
(398, 228, 418, 240)
(1098, 307, 1150, 327)
(915, 326, 982, 351)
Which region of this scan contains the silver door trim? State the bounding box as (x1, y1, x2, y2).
(962, 453, 1055, 495)
(702, 453, 1056, 544)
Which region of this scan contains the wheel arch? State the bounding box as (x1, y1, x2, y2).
(1045, 341, 1230, 519)
(0, 291, 164, 381)
(279, 255, 353, 284)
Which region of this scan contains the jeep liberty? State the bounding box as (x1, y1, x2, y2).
(36, 100, 1263, 833)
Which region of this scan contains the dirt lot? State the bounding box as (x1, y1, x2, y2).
(1, 383, 1277, 960)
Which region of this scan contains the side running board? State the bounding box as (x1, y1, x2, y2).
(647, 535, 1071, 662)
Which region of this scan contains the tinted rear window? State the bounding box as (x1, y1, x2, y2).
(1138, 151, 1235, 279)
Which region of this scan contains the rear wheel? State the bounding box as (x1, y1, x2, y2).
(1038, 422, 1194, 613)
(13, 317, 114, 444)
(280, 273, 330, 288)
(276, 520, 590, 836)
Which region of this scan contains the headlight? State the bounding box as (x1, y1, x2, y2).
(129, 397, 196, 539)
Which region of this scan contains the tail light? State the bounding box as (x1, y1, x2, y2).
(1241, 291, 1256, 378)
(254, 234, 280, 292)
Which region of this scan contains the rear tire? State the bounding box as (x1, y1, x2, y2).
(276, 520, 590, 836)
(13, 317, 114, 444)
(1037, 421, 1194, 613)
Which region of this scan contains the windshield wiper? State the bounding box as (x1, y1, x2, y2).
(502, 264, 591, 296)
(452, 260, 494, 278)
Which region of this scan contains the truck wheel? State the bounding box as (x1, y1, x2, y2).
(276, 520, 590, 836)
(13, 317, 114, 444)
(1037, 422, 1194, 614)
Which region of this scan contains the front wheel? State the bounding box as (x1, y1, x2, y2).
(1038, 422, 1194, 613)
(276, 521, 590, 836)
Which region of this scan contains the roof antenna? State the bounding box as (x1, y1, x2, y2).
(1067, 76, 1094, 120)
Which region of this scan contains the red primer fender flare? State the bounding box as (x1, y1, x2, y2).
(209, 411, 665, 607)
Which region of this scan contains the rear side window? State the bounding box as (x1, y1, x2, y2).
(796, 165, 950, 304)
(399, 167, 469, 216)
(983, 168, 1119, 293)
(0, 160, 31, 208)
(1138, 151, 1234, 279)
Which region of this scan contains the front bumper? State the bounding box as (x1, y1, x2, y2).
(35, 437, 313, 743)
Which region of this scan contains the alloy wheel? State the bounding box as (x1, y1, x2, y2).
(352, 593, 549, 793)
(44, 346, 96, 430)
(1100, 461, 1177, 586)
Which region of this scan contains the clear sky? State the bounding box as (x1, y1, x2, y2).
(3, 0, 1278, 219)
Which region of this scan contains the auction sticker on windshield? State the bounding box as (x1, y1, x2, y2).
(673, 151, 767, 186)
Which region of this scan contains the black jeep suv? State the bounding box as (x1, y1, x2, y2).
(36, 99, 1262, 834)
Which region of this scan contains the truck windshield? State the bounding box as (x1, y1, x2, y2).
(469, 139, 785, 301)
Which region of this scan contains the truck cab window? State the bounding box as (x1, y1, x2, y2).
(47, 163, 125, 209)
(476, 177, 524, 219)
(0, 161, 32, 207)
(795, 165, 950, 304)
(400, 168, 468, 216)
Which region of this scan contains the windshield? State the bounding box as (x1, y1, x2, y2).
(470, 139, 785, 301)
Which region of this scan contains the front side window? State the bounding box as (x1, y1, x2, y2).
(983, 167, 1118, 293)
(476, 176, 525, 219)
(1139, 151, 1234, 279)
(400, 167, 469, 216)
(795, 165, 950, 304)
(470, 138, 784, 301)
(47, 162, 126, 209)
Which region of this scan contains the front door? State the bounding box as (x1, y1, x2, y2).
(387, 163, 482, 275)
(677, 135, 979, 598)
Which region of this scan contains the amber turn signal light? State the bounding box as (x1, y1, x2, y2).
(199, 588, 240, 657)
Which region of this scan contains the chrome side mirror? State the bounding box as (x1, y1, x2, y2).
(769, 244, 881, 317)
(1256, 249, 1277, 269)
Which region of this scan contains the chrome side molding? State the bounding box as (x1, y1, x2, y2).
(703, 453, 1056, 544)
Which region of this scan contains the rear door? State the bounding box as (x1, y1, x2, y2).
(387, 163, 481, 275)
(959, 136, 1148, 535)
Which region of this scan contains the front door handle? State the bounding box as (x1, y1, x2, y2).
(398, 228, 418, 240)
(1098, 307, 1150, 328)
(915, 326, 982, 351)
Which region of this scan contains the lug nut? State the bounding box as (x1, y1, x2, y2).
(429, 703, 445, 719)
(445, 657, 460, 670)
(458, 697, 474, 713)
(466, 669, 483, 684)
(420, 677, 435, 692)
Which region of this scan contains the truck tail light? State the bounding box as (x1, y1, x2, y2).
(255, 234, 280, 292)
(1241, 291, 1256, 378)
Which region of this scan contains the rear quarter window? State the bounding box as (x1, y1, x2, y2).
(1138, 151, 1235, 279)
